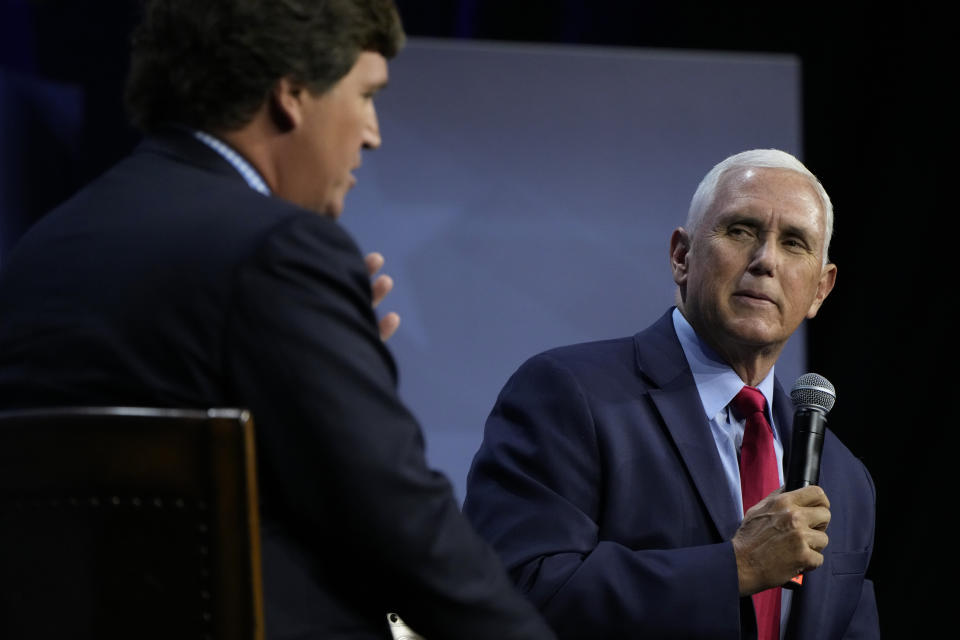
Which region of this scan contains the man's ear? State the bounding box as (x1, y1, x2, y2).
(269, 77, 304, 133)
(805, 262, 837, 319)
(670, 227, 691, 287)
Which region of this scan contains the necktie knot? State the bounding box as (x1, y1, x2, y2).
(731, 385, 767, 421)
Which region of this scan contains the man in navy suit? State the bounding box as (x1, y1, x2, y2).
(0, 1, 556, 638)
(463, 149, 879, 639)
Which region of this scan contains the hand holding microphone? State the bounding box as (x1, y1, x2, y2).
(731, 373, 836, 595)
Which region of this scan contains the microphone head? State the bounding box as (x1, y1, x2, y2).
(790, 372, 836, 412)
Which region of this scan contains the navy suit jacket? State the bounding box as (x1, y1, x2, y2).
(0, 129, 555, 640)
(463, 310, 879, 639)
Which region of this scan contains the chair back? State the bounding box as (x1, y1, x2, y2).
(0, 406, 264, 640)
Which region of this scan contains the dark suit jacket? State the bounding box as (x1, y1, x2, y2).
(0, 129, 555, 640)
(463, 310, 879, 639)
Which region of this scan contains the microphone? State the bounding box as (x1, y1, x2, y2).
(784, 372, 835, 588)
(785, 373, 835, 491)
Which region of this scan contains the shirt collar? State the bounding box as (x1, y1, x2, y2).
(192, 130, 271, 196)
(671, 307, 776, 422)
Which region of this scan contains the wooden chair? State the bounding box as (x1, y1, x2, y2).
(0, 407, 264, 640)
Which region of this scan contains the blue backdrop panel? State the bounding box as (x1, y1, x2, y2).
(338, 38, 801, 501)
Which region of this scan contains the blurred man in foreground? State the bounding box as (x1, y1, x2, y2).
(0, 1, 556, 638)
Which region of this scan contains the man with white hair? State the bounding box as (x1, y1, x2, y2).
(463, 149, 879, 639)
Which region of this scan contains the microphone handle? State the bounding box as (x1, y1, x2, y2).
(785, 406, 827, 491)
(783, 406, 828, 589)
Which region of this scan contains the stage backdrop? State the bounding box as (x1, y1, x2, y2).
(343, 38, 803, 501)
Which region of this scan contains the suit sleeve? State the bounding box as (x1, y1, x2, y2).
(224, 213, 555, 640)
(463, 353, 743, 639)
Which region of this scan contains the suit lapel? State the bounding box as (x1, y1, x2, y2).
(634, 311, 742, 541)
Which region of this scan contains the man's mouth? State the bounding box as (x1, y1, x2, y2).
(734, 290, 776, 305)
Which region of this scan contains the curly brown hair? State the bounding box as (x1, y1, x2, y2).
(124, 0, 405, 133)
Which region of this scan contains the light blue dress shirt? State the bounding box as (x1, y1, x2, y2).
(671, 307, 791, 637)
(193, 130, 272, 196)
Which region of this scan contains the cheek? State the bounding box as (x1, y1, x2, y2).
(701, 240, 737, 267)
(785, 269, 825, 310)
(698, 249, 739, 289)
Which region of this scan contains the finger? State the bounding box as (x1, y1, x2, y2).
(788, 528, 828, 574)
(785, 485, 830, 509)
(365, 252, 385, 277)
(800, 543, 827, 572)
(806, 504, 831, 531)
(371, 274, 393, 308)
(803, 529, 829, 555)
(379, 312, 400, 341)
(785, 502, 831, 532)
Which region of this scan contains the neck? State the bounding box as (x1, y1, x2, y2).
(675, 305, 781, 386)
(214, 108, 282, 195)
(712, 339, 781, 386)
(729, 359, 775, 387)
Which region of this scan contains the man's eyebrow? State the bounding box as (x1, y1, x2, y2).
(780, 223, 817, 244)
(716, 209, 762, 226)
(715, 210, 815, 236)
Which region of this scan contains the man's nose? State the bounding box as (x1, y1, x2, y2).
(747, 238, 776, 276)
(363, 104, 381, 150)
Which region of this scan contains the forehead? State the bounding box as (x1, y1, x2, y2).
(710, 167, 824, 225)
(341, 50, 389, 88)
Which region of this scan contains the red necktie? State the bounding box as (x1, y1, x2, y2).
(732, 386, 781, 640)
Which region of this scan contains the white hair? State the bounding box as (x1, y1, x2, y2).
(685, 149, 834, 263)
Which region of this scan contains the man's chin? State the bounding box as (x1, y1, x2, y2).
(729, 323, 791, 352)
(320, 198, 346, 219)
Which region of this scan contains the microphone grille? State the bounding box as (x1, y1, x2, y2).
(790, 372, 836, 412)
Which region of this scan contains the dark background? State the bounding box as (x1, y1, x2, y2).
(1, 1, 948, 635)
